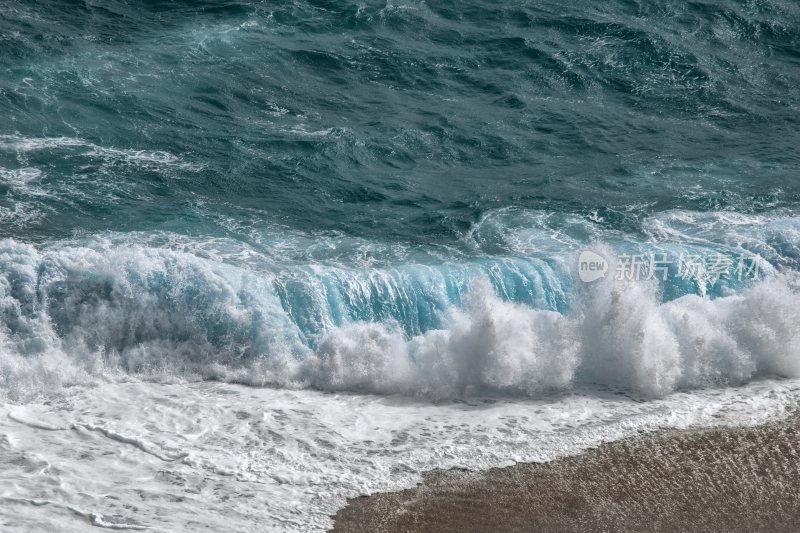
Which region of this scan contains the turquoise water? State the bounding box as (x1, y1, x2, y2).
(1, 0, 799, 397)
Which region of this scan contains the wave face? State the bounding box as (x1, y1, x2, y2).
(1, 229, 799, 401)
(1, 1, 799, 400)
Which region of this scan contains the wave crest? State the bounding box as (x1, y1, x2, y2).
(0, 238, 799, 401)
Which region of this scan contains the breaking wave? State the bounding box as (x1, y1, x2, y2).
(1, 233, 798, 401)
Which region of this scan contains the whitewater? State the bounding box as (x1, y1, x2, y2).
(3, 378, 799, 532)
(1, 219, 799, 401)
(2, 226, 800, 531)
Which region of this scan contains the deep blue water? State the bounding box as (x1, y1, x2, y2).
(0, 0, 799, 395)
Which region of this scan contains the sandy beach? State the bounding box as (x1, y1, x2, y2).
(332, 420, 800, 532)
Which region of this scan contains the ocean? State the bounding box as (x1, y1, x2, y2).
(1, 0, 799, 531)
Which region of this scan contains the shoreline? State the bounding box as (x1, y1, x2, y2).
(331, 420, 800, 532)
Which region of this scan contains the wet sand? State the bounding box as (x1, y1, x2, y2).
(331, 421, 800, 532)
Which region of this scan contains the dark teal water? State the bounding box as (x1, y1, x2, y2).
(1, 1, 799, 396)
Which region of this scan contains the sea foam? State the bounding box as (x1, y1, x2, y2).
(1, 236, 799, 401)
